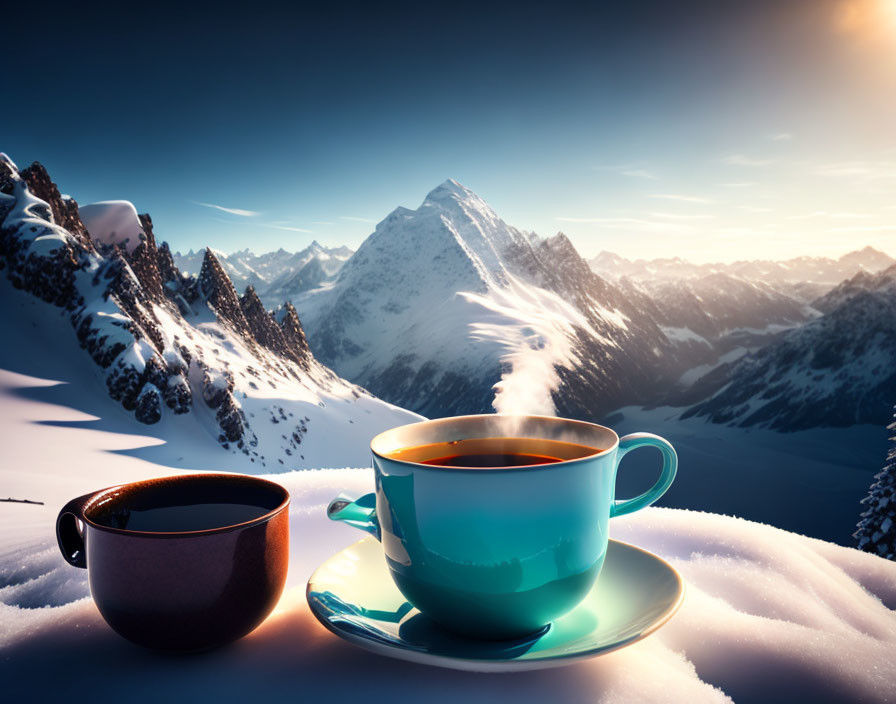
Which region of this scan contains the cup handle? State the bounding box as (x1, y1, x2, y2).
(327, 493, 381, 540)
(56, 493, 94, 568)
(611, 433, 677, 518)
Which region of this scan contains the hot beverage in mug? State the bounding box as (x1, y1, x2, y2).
(329, 414, 676, 640)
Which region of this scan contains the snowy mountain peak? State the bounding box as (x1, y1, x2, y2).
(838, 245, 895, 271)
(420, 179, 502, 225)
(423, 178, 474, 202)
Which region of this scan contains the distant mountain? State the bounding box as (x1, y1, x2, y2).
(289, 179, 888, 426)
(683, 265, 896, 430)
(292, 179, 718, 419)
(0, 155, 414, 470)
(631, 273, 813, 371)
(590, 246, 895, 301)
(261, 255, 331, 307)
(173, 241, 353, 300)
(625, 273, 810, 340)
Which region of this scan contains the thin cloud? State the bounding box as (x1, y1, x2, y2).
(650, 212, 715, 220)
(788, 211, 873, 220)
(311, 221, 335, 226)
(555, 216, 692, 233)
(770, 133, 793, 141)
(193, 201, 261, 217)
(593, 163, 659, 180)
(261, 223, 313, 233)
(738, 205, 773, 213)
(722, 154, 774, 167)
(340, 216, 376, 223)
(621, 169, 659, 180)
(648, 193, 714, 204)
(829, 224, 896, 232)
(722, 182, 756, 188)
(815, 161, 896, 180)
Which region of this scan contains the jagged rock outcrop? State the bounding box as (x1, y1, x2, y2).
(0, 158, 86, 309)
(240, 287, 311, 370)
(18, 162, 91, 248)
(276, 302, 311, 369)
(156, 241, 181, 286)
(135, 383, 163, 424)
(104, 249, 166, 352)
(0, 159, 243, 437)
(197, 248, 252, 335)
(0, 154, 416, 468)
(127, 214, 165, 302)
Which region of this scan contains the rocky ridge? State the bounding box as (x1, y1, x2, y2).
(0, 155, 375, 458)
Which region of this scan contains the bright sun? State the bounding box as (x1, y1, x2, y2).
(837, 0, 896, 35)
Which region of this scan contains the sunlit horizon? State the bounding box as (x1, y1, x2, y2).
(4, 0, 894, 266)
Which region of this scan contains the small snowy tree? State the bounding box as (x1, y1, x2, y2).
(854, 410, 896, 560)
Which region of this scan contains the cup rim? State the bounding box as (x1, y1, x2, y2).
(79, 473, 290, 538)
(370, 413, 620, 472)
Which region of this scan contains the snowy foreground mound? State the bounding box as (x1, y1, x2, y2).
(0, 358, 893, 702)
(3, 466, 895, 702)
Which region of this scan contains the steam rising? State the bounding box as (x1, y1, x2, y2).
(461, 276, 610, 417)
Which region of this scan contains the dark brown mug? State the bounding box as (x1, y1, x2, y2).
(56, 473, 290, 651)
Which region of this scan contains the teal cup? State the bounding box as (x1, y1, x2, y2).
(327, 414, 677, 640)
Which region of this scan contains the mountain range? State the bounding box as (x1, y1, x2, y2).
(173, 243, 352, 308)
(683, 265, 896, 429)
(2, 155, 892, 457)
(0, 155, 415, 470)
(590, 247, 895, 302)
(284, 180, 894, 430)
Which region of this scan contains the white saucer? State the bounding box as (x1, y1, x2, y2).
(306, 536, 684, 672)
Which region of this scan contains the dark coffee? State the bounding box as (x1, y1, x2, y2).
(423, 453, 562, 468)
(88, 479, 284, 533)
(96, 502, 272, 532)
(388, 437, 603, 468)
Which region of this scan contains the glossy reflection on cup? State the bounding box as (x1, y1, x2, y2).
(56, 473, 290, 651)
(328, 414, 677, 640)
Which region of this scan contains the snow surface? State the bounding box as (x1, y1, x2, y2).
(78, 200, 146, 253)
(0, 276, 420, 472)
(1, 382, 895, 702)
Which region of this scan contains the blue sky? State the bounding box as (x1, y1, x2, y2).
(4, 1, 895, 262)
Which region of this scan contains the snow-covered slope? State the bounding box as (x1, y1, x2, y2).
(293, 181, 682, 419)
(632, 273, 810, 342)
(173, 241, 353, 298)
(683, 266, 896, 430)
(0, 155, 417, 470)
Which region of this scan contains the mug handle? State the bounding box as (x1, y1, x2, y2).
(56, 493, 94, 568)
(611, 433, 677, 518)
(327, 493, 381, 540)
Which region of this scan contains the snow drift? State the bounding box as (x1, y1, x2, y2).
(2, 464, 895, 703)
(78, 200, 146, 253)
